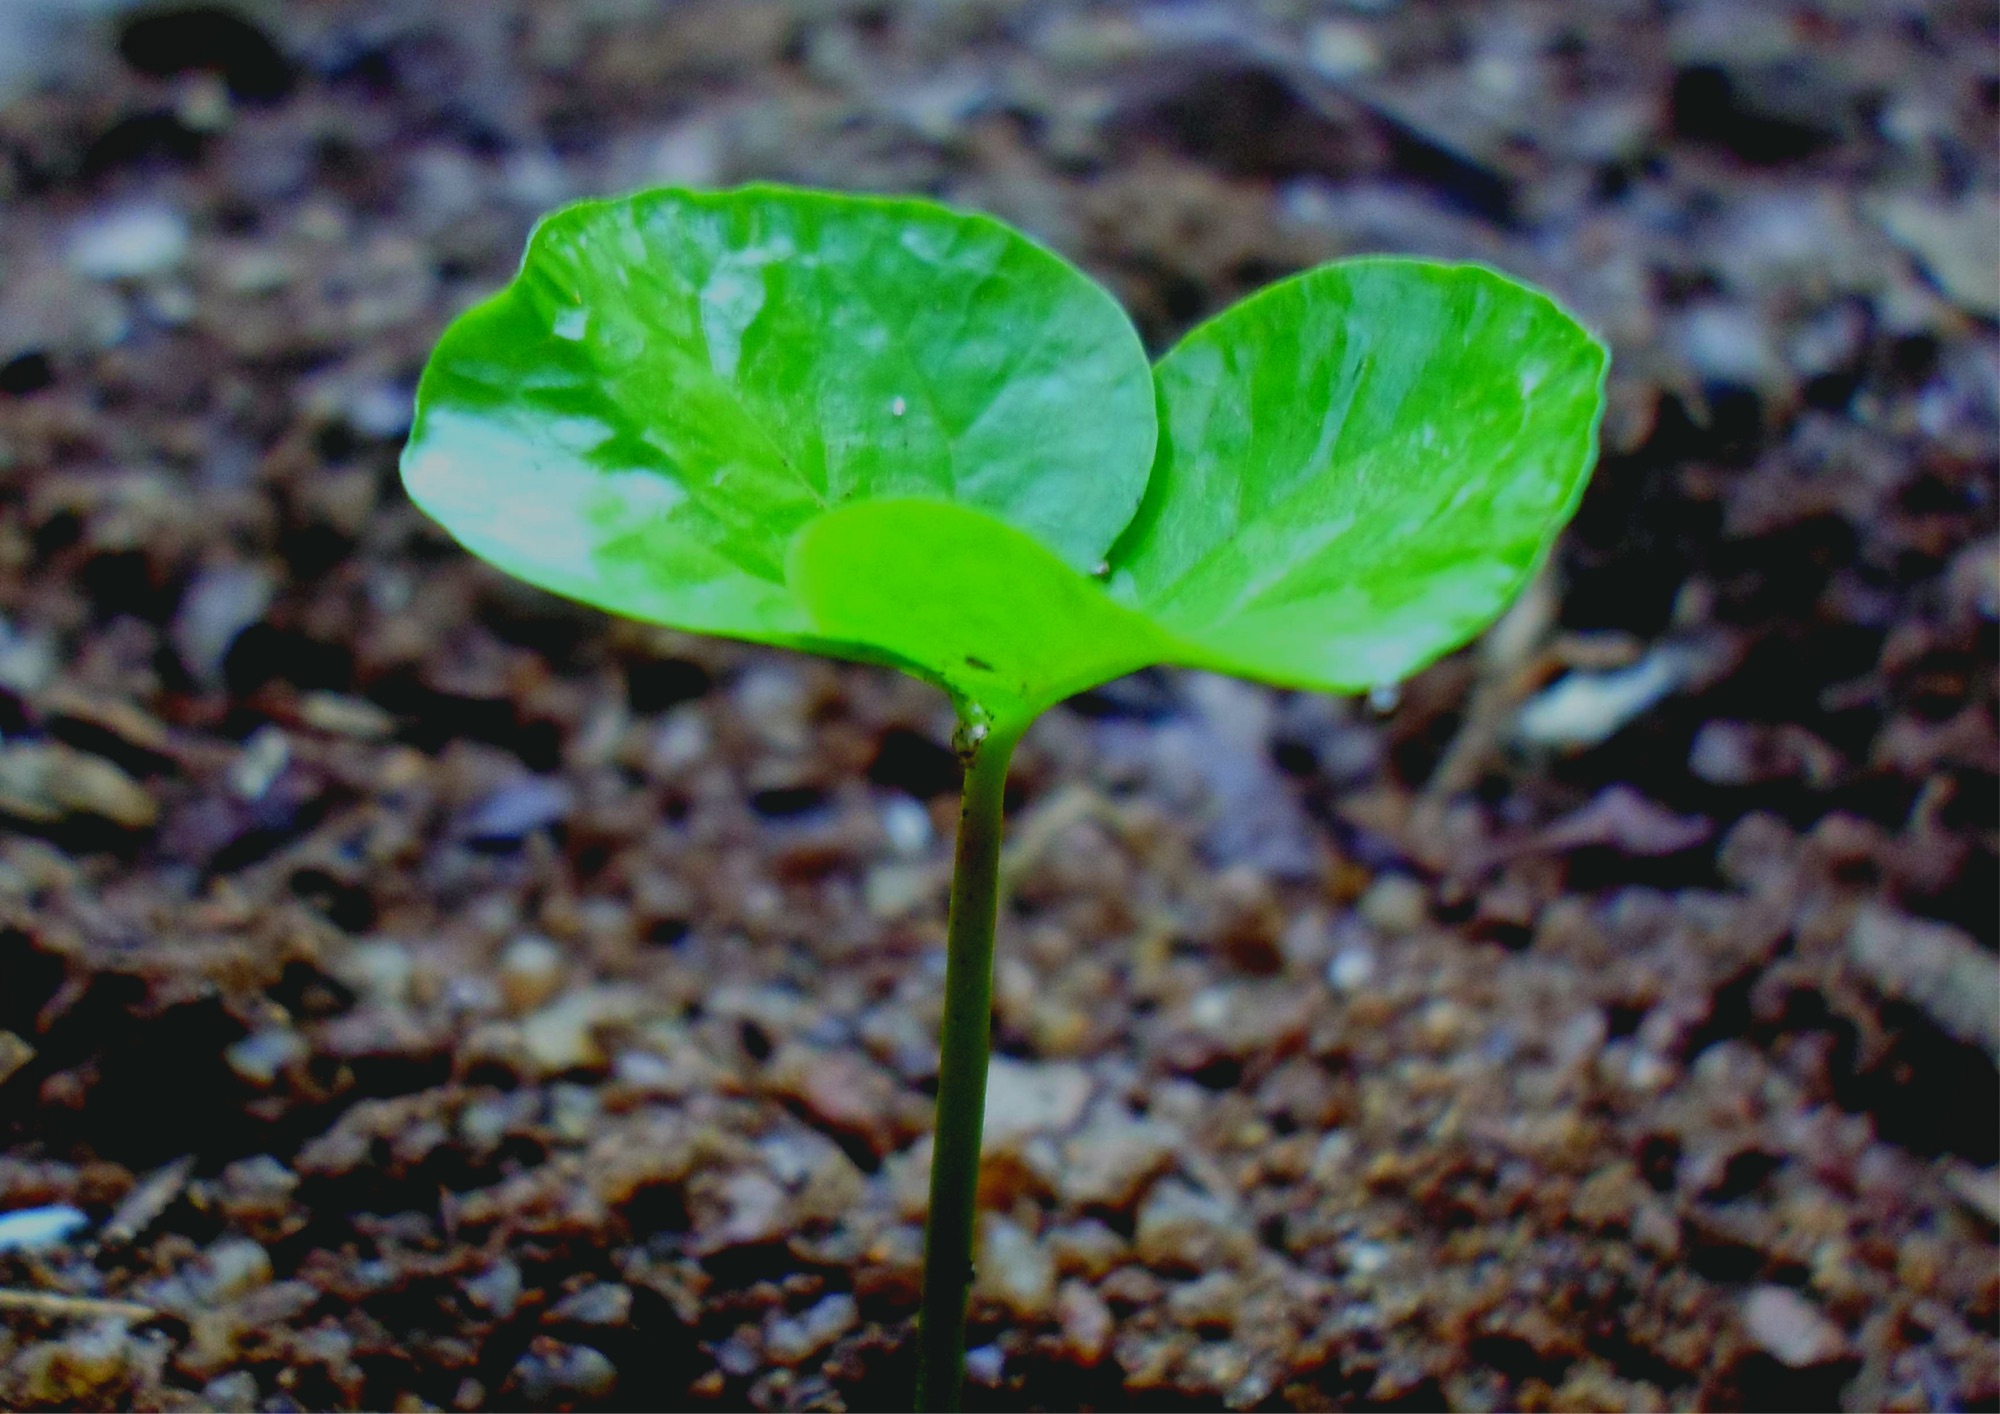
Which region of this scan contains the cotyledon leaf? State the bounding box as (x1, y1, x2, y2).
(400, 184, 1157, 653)
(1110, 258, 1608, 692)
(788, 499, 1172, 727)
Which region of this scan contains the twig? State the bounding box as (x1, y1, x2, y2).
(0, 1289, 158, 1323)
(101, 1154, 195, 1247)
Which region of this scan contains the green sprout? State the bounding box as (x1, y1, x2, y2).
(401, 183, 1607, 1410)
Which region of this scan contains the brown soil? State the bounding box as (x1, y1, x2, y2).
(0, 2, 1994, 1410)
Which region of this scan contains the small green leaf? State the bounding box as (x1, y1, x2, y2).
(1110, 258, 1608, 691)
(789, 499, 1169, 726)
(402, 184, 1156, 657)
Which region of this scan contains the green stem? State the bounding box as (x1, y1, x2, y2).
(913, 714, 1024, 1411)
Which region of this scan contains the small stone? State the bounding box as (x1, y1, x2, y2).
(1415, 999, 1472, 1049)
(346, 379, 414, 439)
(461, 776, 574, 843)
(1514, 648, 1692, 749)
(548, 1282, 632, 1327)
(335, 940, 414, 1005)
(865, 861, 940, 919)
(734, 664, 810, 752)
(41, 688, 172, 758)
(765, 1292, 858, 1366)
(1946, 537, 2000, 622)
(0, 1030, 33, 1088)
(68, 202, 190, 279)
(225, 726, 290, 802)
(1059, 1112, 1179, 1211)
(172, 564, 273, 686)
(982, 1058, 1092, 1149)
(977, 1214, 1056, 1320)
(1551, 1010, 1608, 1068)
(17, 1319, 131, 1403)
(1869, 193, 2000, 318)
(1357, 874, 1427, 934)
(1310, 1131, 1355, 1184)
(549, 1081, 601, 1141)
(1743, 1285, 1846, 1368)
(1306, 19, 1380, 78)
(1046, 1219, 1127, 1279)
(881, 796, 932, 855)
(520, 984, 646, 1074)
(0, 742, 157, 828)
(298, 691, 395, 739)
(464, 1260, 523, 1318)
(1327, 944, 1376, 993)
(193, 1237, 273, 1303)
(223, 1156, 293, 1200)
(1185, 1342, 1257, 1403)
(1944, 1164, 2000, 1227)
(1570, 1163, 1644, 1229)
(1847, 906, 2000, 1059)
(647, 708, 710, 772)
(964, 1344, 1006, 1386)
(1676, 301, 1780, 388)
(0, 619, 56, 695)
(201, 1370, 260, 1412)
(507, 1341, 618, 1403)
(1535, 786, 1712, 857)
(767, 1044, 903, 1156)
(1209, 864, 1286, 972)
(1057, 1280, 1114, 1364)
(498, 934, 565, 1014)
(1134, 1182, 1250, 1272)
(0, 1204, 88, 1253)
(1340, 1239, 1391, 1276)
(1166, 1271, 1241, 1332)
(711, 1168, 791, 1248)
(224, 1028, 306, 1086)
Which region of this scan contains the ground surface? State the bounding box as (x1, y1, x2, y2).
(0, 2, 1994, 1410)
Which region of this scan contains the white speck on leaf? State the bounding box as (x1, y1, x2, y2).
(891, 396, 907, 417)
(553, 308, 588, 340)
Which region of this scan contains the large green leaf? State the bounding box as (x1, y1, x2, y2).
(1111, 258, 1608, 691)
(401, 184, 1157, 659)
(405, 189, 1608, 727)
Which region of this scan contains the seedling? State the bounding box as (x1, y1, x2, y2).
(402, 184, 1606, 1409)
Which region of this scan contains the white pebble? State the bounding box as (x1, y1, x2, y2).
(347, 381, 413, 439)
(225, 1028, 306, 1087)
(68, 203, 190, 280)
(1327, 946, 1376, 993)
(1514, 648, 1691, 749)
(881, 797, 932, 856)
(964, 1344, 1005, 1386)
(1307, 20, 1380, 78)
(0, 1205, 87, 1253)
(228, 726, 290, 801)
(498, 934, 565, 1014)
(1744, 1285, 1845, 1367)
(1342, 1239, 1391, 1275)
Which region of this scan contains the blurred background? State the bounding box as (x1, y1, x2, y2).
(0, 2, 1993, 1409)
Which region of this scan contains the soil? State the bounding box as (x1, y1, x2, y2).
(0, 2, 1994, 1410)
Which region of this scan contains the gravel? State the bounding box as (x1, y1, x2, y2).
(0, 1, 1993, 1410)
